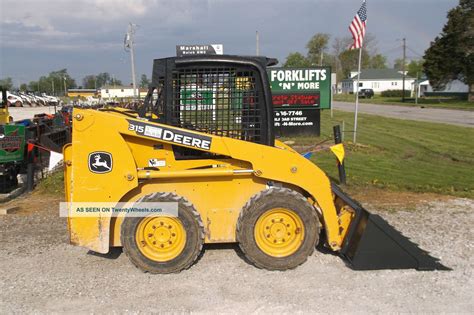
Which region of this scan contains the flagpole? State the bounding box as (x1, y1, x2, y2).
(353, 46, 362, 143)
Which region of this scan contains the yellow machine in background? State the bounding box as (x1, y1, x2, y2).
(64, 55, 446, 273)
(0, 88, 12, 124)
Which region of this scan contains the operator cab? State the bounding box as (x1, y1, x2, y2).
(141, 55, 278, 147)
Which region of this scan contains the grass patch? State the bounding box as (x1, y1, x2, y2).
(283, 110, 474, 198)
(36, 170, 64, 195)
(333, 94, 474, 111)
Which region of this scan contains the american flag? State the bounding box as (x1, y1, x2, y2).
(349, 1, 367, 49)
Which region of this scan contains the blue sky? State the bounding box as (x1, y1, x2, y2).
(0, 0, 458, 86)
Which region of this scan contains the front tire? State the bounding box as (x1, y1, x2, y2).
(121, 192, 204, 274)
(237, 187, 320, 270)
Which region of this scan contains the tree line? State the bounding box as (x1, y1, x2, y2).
(283, 33, 423, 81)
(0, 71, 151, 95)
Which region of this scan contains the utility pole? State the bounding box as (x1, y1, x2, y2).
(52, 79, 55, 95)
(256, 31, 260, 56)
(320, 51, 324, 66)
(125, 22, 138, 99)
(402, 37, 406, 102)
(63, 76, 67, 97)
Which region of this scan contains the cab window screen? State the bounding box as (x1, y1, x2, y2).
(168, 67, 262, 143)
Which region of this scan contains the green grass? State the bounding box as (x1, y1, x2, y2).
(283, 110, 474, 198)
(36, 170, 64, 195)
(333, 94, 474, 110)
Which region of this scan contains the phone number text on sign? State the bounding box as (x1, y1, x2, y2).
(274, 110, 314, 127)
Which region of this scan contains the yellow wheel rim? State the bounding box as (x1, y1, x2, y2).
(136, 216, 186, 262)
(254, 208, 305, 257)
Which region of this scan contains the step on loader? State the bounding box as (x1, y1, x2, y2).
(64, 55, 448, 273)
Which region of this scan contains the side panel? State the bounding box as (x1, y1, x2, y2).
(110, 176, 268, 246)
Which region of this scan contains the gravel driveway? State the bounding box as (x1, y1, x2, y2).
(333, 101, 474, 127)
(0, 194, 472, 313)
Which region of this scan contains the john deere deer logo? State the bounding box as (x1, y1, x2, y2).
(88, 152, 113, 174)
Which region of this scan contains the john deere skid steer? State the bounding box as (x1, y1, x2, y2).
(64, 55, 447, 273)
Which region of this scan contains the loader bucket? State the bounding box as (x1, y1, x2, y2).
(332, 184, 450, 271)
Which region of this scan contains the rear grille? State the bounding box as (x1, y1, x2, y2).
(165, 67, 262, 143)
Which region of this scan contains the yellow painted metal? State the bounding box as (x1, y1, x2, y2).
(0, 106, 10, 124)
(137, 168, 252, 180)
(254, 208, 304, 257)
(337, 206, 355, 242)
(66, 108, 346, 254)
(136, 216, 186, 262)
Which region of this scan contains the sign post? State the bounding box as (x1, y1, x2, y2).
(267, 67, 331, 136)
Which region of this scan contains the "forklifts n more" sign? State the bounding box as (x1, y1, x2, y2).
(267, 67, 331, 109)
(267, 67, 331, 136)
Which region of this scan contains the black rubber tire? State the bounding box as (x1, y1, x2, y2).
(237, 187, 320, 271)
(121, 192, 204, 274)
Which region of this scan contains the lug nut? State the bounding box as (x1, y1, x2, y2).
(148, 233, 153, 237)
(171, 233, 176, 237)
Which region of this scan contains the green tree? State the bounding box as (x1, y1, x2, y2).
(306, 33, 330, 65)
(140, 74, 150, 88)
(82, 75, 97, 89)
(369, 54, 387, 69)
(96, 72, 111, 87)
(27, 69, 76, 94)
(283, 52, 311, 67)
(407, 59, 424, 78)
(393, 58, 407, 71)
(0, 77, 14, 90)
(19, 83, 28, 91)
(423, 0, 473, 100)
(339, 49, 370, 78)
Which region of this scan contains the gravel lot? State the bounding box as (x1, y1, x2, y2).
(9, 106, 60, 121)
(0, 193, 472, 313)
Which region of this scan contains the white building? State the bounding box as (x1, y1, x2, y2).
(340, 69, 415, 94)
(413, 79, 468, 97)
(100, 85, 136, 99)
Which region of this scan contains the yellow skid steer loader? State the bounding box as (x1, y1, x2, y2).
(64, 55, 447, 273)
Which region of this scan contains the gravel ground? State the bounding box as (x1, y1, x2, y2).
(0, 194, 472, 313)
(9, 106, 60, 121)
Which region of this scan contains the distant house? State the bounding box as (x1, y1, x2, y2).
(100, 85, 137, 99)
(340, 69, 415, 94)
(67, 89, 98, 98)
(413, 79, 468, 98)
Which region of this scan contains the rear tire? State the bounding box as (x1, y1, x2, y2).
(121, 192, 204, 273)
(237, 187, 319, 270)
